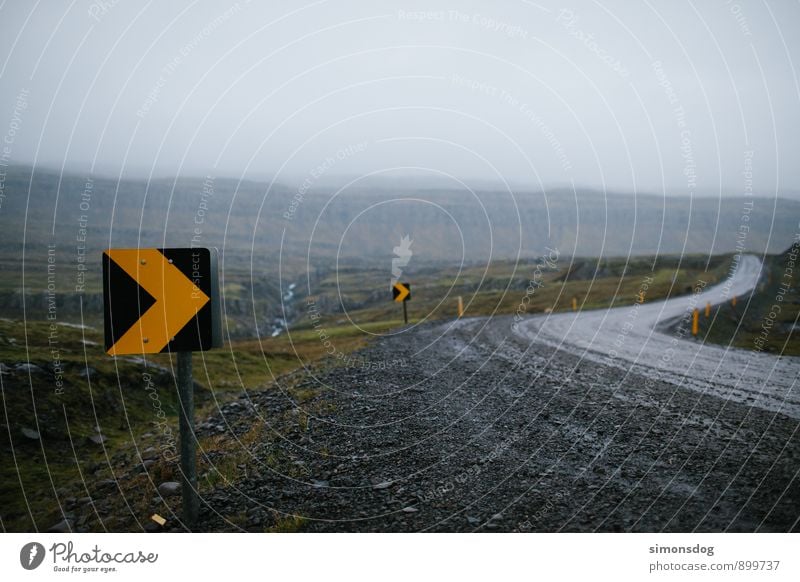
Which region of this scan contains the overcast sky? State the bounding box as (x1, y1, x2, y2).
(1, 0, 798, 196)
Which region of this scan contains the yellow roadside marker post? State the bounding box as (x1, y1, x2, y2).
(705, 302, 711, 317)
(457, 296, 464, 318)
(572, 297, 577, 311)
(692, 308, 699, 336)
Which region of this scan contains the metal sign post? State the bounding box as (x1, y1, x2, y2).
(176, 351, 198, 527)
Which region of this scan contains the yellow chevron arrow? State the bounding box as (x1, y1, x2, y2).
(105, 249, 209, 355)
(394, 282, 409, 302)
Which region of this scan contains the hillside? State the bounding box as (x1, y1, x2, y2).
(1, 165, 797, 336)
(1, 166, 796, 263)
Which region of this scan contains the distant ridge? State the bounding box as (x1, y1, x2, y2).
(1, 165, 796, 266)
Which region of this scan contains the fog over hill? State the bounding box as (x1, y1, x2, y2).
(1, 167, 796, 272)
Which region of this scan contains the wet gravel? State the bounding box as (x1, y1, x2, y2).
(516, 255, 800, 419)
(196, 315, 800, 532)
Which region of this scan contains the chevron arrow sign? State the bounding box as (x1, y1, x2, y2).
(393, 282, 411, 302)
(102, 248, 221, 355)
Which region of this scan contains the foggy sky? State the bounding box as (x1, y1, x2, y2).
(1, 0, 799, 196)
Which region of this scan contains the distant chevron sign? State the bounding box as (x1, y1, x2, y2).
(102, 248, 221, 355)
(393, 282, 410, 302)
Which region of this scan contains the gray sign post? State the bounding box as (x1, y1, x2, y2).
(177, 351, 198, 527)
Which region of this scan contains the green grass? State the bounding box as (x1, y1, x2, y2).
(0, 319, 365, 531)
(692, 249, 799, 356)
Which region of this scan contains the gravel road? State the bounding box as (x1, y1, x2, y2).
(515, 254, 800, 419)
(197, 255, 800, 532)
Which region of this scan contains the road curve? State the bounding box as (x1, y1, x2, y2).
(187, 254, 799, 533)
(513, 255, 800, 419)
